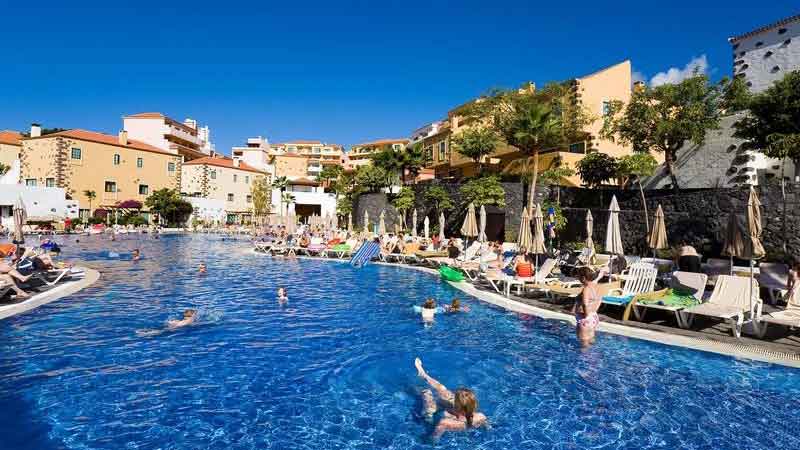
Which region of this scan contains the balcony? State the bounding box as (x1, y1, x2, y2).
(307, 165, 322, 173)
(167, 125, 200, 146)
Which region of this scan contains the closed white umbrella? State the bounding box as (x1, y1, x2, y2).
(438, 212, 446, 242)
(585, 209, 594, 251)
(347, 212, 353, 233)
(531, 203, 547, 255)
(378, 211, 386, 235)
(461, 203, 478, 238)
(605, 195, 624, 255)
(423, 216, 430, 240)
(647, 204, 668, 258)
(411, 209, 418, 238)
(363, 210, 370, 233)
(517, 207, 532, 251)
(13, 195, 26, 244)
(286, 211, 297, 235)
(478, 205, 487, 242)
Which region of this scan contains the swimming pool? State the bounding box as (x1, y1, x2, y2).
(0, 235, 798, 449)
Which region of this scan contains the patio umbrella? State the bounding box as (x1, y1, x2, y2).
(478, 205, 487, 242)
(461, 203, 478, 238)
(517, 207, 532, 251)
(13, 195, 26, 244)
(347, 212, 353, 233)
(424, 216, 430, 240)
(585, 209, 594, 251)
(721, 210, 745, 275)
(411, 209, 418, 238)
(647, 204, 668, 258)
(378, 211, 386, 235)
(604, 195, 624, 256)
(438, 212, 446, 242)
(363, 210, 369, 234)
(286, 211, 297, 235)
(745, 186, 765, 316)
(531, 204, 547, 271)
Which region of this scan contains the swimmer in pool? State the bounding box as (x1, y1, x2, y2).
(415, 357, 488, 438)
(443, 298, 470, 313)
(198, 263, 207, 274)
(132, 249, 140, 261)
(277, 287, 288, 304)
(412, 298, 441, 322)
(167, 309, 197, 329)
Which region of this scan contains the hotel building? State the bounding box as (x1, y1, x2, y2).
(346, 139, 409, 170)
(123, 112, 215, 161)
(0, 130, 22, 184)
(417, 60, 636, 184)
(20, 125, 182, 220)
(181, 156, 268, 224)
(729, 14, 799, 94)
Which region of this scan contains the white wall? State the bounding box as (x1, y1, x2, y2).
(123, 118, 171, 152)
(184, 196, 226, 225)
(0, 185, 77, 231)
(0, 159, 20, 185)
(733, 19, 800, 93)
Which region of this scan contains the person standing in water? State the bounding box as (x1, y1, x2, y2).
(198, 263, 207, 274)
(415, 358, 488, 438)
(132, 249, 141, 261)
(571, 267, 605, 348)
(277, 287, 288, 305)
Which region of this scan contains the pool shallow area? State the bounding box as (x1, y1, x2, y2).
(1, 235, 799, 450)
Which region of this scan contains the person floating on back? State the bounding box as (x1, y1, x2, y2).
(415, 357, 488, 439)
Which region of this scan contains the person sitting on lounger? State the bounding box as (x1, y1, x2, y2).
(167, 309, 197, 329)
(0, 273, 30, 299)
(675, 242, 701, 273)
(415, 358, 488, 439)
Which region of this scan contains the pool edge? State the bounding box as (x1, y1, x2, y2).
(0, 268, 100, 321)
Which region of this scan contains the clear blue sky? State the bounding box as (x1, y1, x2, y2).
(0, 1, 795, 153)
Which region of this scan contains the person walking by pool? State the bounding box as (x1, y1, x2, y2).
(572, 267, 603, 348)
(167, 309, 197, 329)
(414, 358, 488, 438)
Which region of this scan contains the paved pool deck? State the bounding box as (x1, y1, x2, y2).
(0, 268, 100, 320)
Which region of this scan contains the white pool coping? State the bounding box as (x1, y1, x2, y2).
(250, 249, 800, 368)
(0, 268, 100, 320)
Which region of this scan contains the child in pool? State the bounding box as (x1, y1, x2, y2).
(443, 298, 470, 313)
(415, 358, 488, 438)
(412, 298, 442, 321)
(132, 249, 141, 261)
(277, 287, 288, 304)
(167, 309, 197, 329)
(198, 263, 207, 274)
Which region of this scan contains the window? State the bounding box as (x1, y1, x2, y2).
(424, 146, 433, 161)
(740, 64, 749, 70)
(601, 100, 612, 116)
(139, 184, 149, 195)
(569, 142, 587, 154)
(104, 181, 117, 193)
(392, 143, 402, 151)
(783, 39, 791, 47)
(739, 51, 745, 57)
(245, 175, 250, 184)
(233, 174, 238, 183)
(764, 51, 773, 58)
(71, 148, 82, 160)
(438, 141, 446, 161)
(113, 154, 121, 165)
(771, 66, 781, 73)
(246, 195, 252, 203)
(25, 179, 37, 187)
(227, 193, 234, 202)
(210, 170, 217, 179)
(137, 157, 143, 168)
(45, 178, 55, 187)
(778, 28, 787, 35)
(732, 43, 740, 50)
(755, 41, 763, 48)
(168, 162, 176, 172)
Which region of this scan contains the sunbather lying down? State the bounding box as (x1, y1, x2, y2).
(0, 273, 30, 299)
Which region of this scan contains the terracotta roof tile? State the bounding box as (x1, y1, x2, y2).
(182, 156, 266, 174)
(353, 138, 409, 147)
(123, 112, 165, 119)
(26, 129, 175, 156)
(0, 130, 23, 146)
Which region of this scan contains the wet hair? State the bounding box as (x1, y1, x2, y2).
(450, 298, 460, 310)
(184, 309, 196, 318)
(576, 267, 595, 283)
(454, 388, 478, 427)
(423, 298, 436, 309)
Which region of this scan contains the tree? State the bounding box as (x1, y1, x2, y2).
(336, 196, 353, 217)
(83, 190, 97, 213)
(354, 165, 389, 193)
(733, 70, 800, 182)
(392, 187, 415, 229)
(538, 155, 576, 204)
(616, 153, 658, 232)
(398, 143, 430, 183)
(424, 185, 454, 211)
(0, 163, 9, 176)
(472, 82, 592, 211)
(271, 176, 289, 215)
(250, 177, 272, 223)
(459, 176, 506, 208)
(281, 192, 295, 214)
(145, 188, 193, 227)
(370, 146, 403, 185)
(318, 165, 343, 191)
(450, 127, 497, 175)
(719, 75, 752, 113)
(576, 152, 618, 188)
(601, 74, 723, 192)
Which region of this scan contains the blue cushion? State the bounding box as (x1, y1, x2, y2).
(602, 295, 634, 306)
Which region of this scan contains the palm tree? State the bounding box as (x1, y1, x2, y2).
(271, 176, 289, 216)
(83, 190, 97, 216)
(281, 192, 295, 215)
(398, 143, 430, 184)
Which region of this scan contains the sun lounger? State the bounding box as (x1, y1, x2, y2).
(758, 284, 800, 331)
(682, 275, 761, 338)
(253, 241, 272, 253)
(0, 278, 13, 299)
(758, 262, 790, 305)
(518, 259, 560, 295)
(627, 271, 708, 327)
(601, 263, 658, 307)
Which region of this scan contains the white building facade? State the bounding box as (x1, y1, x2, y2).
(123, 112, 215, 161)
(0, 185, 78, 232)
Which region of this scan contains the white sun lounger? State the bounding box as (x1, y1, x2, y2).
(758, 283, 800, 331)
(601, 263, 658, 307)
(758, 262, 790, 305)
(682, 275, 761, 338)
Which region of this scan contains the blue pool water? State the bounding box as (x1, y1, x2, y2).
(1, 235, 798, 449)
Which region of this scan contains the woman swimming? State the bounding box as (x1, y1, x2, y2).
(167, 309, 197, 329)
(415, 358, 488, 438)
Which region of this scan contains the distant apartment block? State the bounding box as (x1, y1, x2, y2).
(123, 112, 215, 161)
(20, 125, 182, 220)
(346, 138, 409, 170)
(181, 156, 268, 224)
(729, 14, 799, 93)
